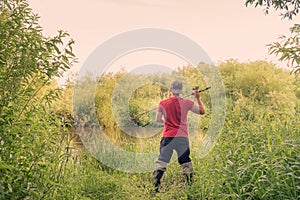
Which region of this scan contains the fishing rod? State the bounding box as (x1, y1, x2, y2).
(192, 86, 211, 94)
(130, 86, 211, 122)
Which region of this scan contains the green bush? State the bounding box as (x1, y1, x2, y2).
(0, 0, 75, 199)
(220, 60, 297, 119)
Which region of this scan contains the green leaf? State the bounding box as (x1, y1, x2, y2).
(0, 161, 14, 171)
(65, 49, 75, 57)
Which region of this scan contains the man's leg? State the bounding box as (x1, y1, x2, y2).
(175, 138, 194, 185)
(180, 161, 194, 185)
(153, 160, 167, 192)
(153, 138, 173, 192)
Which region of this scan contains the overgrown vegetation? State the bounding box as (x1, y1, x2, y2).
(64, 61, 299, 200)
(1, 0, 299, 199)
(0, 0, 76, 199)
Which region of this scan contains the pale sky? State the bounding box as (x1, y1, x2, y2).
(28, 0, 299, 75)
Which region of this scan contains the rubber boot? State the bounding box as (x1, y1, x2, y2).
(181, 162, 194, 186)
(153, 170, 164, 192)
(185, 172, 194, 186)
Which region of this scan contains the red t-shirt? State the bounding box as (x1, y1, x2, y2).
(158, 96, 194, 137)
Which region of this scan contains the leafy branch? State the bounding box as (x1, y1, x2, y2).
(268, 24, 300, 77)
(245, 0, 300, 20)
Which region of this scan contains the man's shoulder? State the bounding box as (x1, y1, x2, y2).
(160, 97, 172, 104)
(160, 97, 193, 105)
(181, 98, 193, 103)
(181, 98, 194, 108)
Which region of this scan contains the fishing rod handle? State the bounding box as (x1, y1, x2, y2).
(191, 86, 211, 95)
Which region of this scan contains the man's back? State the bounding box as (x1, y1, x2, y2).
(158, 96, 194, 137)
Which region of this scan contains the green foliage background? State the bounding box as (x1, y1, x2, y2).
(0, 0, 299, 199)
(0, 0, 75, 199)
(67, 60, 299, 200)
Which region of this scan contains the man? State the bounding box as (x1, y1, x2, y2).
(153, 80, 205, 192)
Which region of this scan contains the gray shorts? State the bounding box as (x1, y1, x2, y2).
(158, 137, 191, 164)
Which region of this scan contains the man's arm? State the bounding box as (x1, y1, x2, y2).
(190, 90, 205, 115)
(156, 111, 165, 123)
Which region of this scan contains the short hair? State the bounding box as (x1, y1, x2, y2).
(171, 80, 183, 94)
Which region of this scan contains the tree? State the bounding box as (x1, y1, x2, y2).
(245, 0, 300, 20)
(0, 0, 76, 198)
(268, 24, 300, 76)
(219, 60, 297, 119)
(245, 0, 300, 76)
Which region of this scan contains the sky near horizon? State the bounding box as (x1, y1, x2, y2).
(28, 0, 299, 75)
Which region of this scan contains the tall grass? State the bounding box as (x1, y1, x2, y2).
(52, 103, 299, 199)
(53, 61, 300, 199)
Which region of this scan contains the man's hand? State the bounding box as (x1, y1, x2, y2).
(191, 89, 205, 115)
(193, 89, 200, 99)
